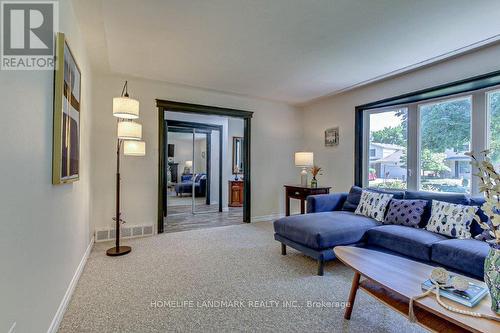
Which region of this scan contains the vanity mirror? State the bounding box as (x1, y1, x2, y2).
(232, 137, 244, 175)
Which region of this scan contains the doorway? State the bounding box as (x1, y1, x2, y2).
(157, 100, 253, 234)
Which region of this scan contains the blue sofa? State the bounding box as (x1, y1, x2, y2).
(274, 186, 490, 278)
(175, 173, 207, 196)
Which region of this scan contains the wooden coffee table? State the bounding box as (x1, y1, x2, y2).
(334, 246, 500, 333)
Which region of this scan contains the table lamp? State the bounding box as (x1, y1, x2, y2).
(185, 160, 193, 174)
(295, 152, 313, 186)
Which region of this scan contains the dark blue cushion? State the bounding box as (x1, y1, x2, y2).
(372, 188, 405, 199)
(341, 186, 362, 212)
(306, 193, 347, 213)
(175, 182, 193, 192)
(470, 196, 486, 206)
(273, 211, 379, 250)
(181, 174, 193, 182)
(366, 225, 448, 261)
(404, 191, 470, 227)
(470, 196, 487, 237)
(341, 186, 405, 212)
(431, 239, 490, 279)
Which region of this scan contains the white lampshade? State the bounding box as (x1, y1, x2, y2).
(113, 97, 139, 119)
(124, 140, 146, 156)
(185, 160, 193, 168)
(295, 152, 314, 167)
(118, 121, 142, 140)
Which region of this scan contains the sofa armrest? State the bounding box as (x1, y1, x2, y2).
(198, 178, 207, 194)
(306, 193, 348, 213)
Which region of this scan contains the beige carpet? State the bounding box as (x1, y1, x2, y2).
(58, 222, 425, 332)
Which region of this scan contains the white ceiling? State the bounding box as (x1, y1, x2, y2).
(76, 0, 500, 104)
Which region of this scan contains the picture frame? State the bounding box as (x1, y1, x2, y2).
(52, 32, 81, 184)
(325, 127, 339, 146)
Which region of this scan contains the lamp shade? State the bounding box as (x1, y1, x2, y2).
(124, 140, 146, 156)
(118, 121, 142, 140)
(113, 97, 139, 119)
(185, 160, 193, 168)
(295, 152, 313, 167)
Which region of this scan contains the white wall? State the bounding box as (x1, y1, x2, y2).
(194, 137, 205, 174)
(167, 132, 207, 175)
(167, 132, 195, 172)
(91, 74, 303, 232)
(0, 1, 93, 332)
(302, 43, 500, 193)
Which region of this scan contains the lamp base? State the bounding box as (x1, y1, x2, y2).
(300, 168, 308, 186)
(106, 246, 132, 256)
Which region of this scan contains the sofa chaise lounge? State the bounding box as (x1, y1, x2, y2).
(273, 186, 490, 278)
(175, 173, 207, 197)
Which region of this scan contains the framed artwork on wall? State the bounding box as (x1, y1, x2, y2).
(325, 127, 339, 146)
(52, 32, 81, 185)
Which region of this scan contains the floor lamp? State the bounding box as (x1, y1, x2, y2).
(107, 81, 146, 257)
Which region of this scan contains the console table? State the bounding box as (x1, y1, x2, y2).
(284, 184, 331, 216)
(228, 180, 244, 207)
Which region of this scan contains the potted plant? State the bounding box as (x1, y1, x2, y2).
(310, 166, 322, 188)
(468, 150, 500, 313)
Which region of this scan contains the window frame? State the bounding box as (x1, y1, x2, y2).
(355, 70, 500, 191)
(358, 87, 497, 195)
(363, 106, 409, 189)
(416, 94, 473, 194)
(486, 88, 500, 151)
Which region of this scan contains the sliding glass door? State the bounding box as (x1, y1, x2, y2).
(193, 129, 220, 214)
(166, 128, 195, 217)
(166, 125, 221, 217)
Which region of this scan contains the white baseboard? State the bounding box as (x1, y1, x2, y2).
(251, 213, 284, 223)
(47, 236, 94, 333)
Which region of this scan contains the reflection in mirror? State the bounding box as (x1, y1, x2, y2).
(233, 137, 244, 175)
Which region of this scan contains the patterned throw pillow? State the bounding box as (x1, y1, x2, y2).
(384, 199, 427, 228)
(354, 190, 393, 222)
(425, 200, 477, 239)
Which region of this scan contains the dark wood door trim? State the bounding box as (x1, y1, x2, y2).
(158, 110, 165, 233)
(243, 117, 251, 223)
(157, 100, 253, 233)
